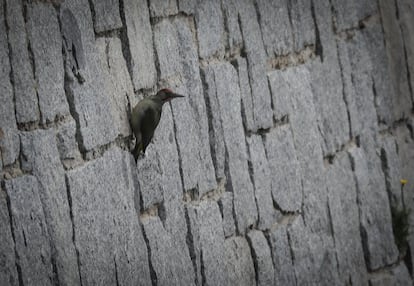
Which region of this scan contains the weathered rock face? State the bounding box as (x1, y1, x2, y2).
(1, 0, 413, 285)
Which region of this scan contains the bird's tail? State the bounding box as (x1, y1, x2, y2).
(132, 142, 143, 163)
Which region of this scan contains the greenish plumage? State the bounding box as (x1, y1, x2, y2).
(130, 89, 184, 162)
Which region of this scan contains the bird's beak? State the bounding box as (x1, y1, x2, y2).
(170, 93, 185, 99)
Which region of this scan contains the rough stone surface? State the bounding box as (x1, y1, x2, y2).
(224, 236, 255, 286)
(177, 0, 196, 14)
(310, 0, 350, 154)
(66, 148, 151, 285)
(142, 216, 194, 286)
(348, 142, 399, 270)
(20, 130, 81, 286)
(380, 136, 404, 209)
(338, 32, 378, 137)
(0, 187, 18, 286)
(264, 125, 302, 213)
(362, 22, 396, 126)
(379, 0, 412, 119)
(233, 57, 255, 132)
(175, 18, 217, 194)
(56, 119, 82, 166)
(154, 18, 216, 196)
(0, 0, 19, 166)
(149, 0, 178, 17)
(27, 2, 69, 124)
(96, 37, 131, 137)
(136, 146, 163, 210)
(395, 124, 414, 275)
(271, 66, 329, 233)
(4, 176, 53, 286)
(289, 0, 315, 51)
(267, 224, 296, 286)
(3, 1, 414, 285)
(369, 263, 413, 286)
(123, 0, 156, 90)
(218, 191, 236, 238)
(238, 0, 273, 130)
(61, 0, 118, 151)
(90, 0, 122, 33)
(397, 0, 414, 104)
(204, 62, 258, 233)
(326, 153, 368, 285)
(287, 216, 339, 285)
(186, 201, 228, 286)
(246, 230, 274, 286)
(194, 0, 224, 59)
(6, 0, 39, 123)
(201, 66, 225, 180)
(222, 0, 243, 54)
(255, 0, 293, 56)
(246, 134, 276, 230)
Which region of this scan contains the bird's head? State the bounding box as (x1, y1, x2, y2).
(154, 88, 185, 104)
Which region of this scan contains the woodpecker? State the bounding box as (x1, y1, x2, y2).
(131, 88, 184, 161)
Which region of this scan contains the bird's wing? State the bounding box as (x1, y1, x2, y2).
(140, 104, 161, 153)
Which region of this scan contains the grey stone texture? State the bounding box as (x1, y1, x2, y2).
(396, 0, 414, 104)
(246, 230, 274, 286)
(309, 0, 350, 155)
(6, 0, 39, 124)
(287, 216, 340, 285)
(186, 201, 228, 286)
(149, 0, 178, 17)
(222, 0, 243, 54)
(154, 18, 216, 197)
(20, 130, 81, 286)
(96, 37, 131, 137)
(218, 191, 236, 238)
(61, 0, 118, 151)
(224, 236, 255, 286)
(66, 148, 151, 285)
(289, 0, 315, 52)
(369, 263, 412, 286)
(348, 139, 399, 270)
(330, 0, 377, 31)
(270, 66, 329, 234)
(255, 0, 293, 56)
(338, 31, 379, 137)
(4, 176, 54, 286)
(90, 0, 122, 33)
(202, 62, 258, 233)
(238, 0, 273, 130)
(380, 136, 404, 209)
(142, 216, 194, 286)
(27, 2, 70, 124)
(2, 0, 414, 285)
(0, 0, 19, 166)
(246, 134, 276, 230)
(362, 22, 396, 126)
(267, 224, 296, 286)
(194, 0, 224, 59)
(0, 187, 18, 286)
(123, 0, 156, 90)
(379, 0, 412, 119)
(263, 125, 302, 213)
(326, 153, 368, 285)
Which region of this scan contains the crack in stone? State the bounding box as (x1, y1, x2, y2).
(140, 223, 157, 286)
(3, 180, 25, 286)
(311, 0, 323, 61)
(64, 175, 83, 286)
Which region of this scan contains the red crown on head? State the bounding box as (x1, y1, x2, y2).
(160, 88, 173, 93)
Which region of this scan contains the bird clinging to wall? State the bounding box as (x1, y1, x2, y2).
(130, 88, 184, 162)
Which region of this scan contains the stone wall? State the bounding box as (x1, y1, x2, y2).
(1, 0, 413, 285)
